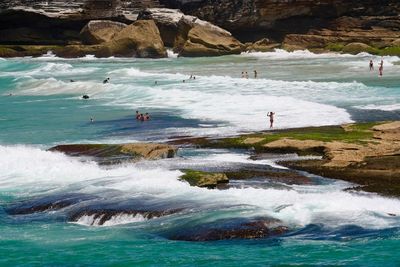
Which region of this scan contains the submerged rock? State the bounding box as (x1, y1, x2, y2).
(168, 217, 288, 241)
(49, 143, 177, 163)
(80, 20, 127, 45)
(6, 193, 96, 215)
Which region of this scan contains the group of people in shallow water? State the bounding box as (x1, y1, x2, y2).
(369, 59, 384, 76)
(136, 111, 151, 122)
(241, 70, 258, 79)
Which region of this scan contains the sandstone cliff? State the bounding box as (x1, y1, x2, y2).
(1, 0, 400, 54)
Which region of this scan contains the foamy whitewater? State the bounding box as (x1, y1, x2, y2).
(0, 50, 399, 266)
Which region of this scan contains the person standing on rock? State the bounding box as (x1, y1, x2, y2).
(369, 60, 374, 71)
(267, 112, 275, 128)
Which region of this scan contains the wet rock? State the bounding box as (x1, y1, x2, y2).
(168, 217, 288, 241)
(49, 143, 177, 163)
(6, 193, 96, 215)
(282, 154, 400, 197)
(225, 169, 313, 185)
(80, 20, 127, 45)
(69, 208, 181, 226)
(180, 170, 229, 188)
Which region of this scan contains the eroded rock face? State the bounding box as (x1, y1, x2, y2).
(178, 23, 243, 57)
(49, 143, 177, 163)
(138, 8, 243, 56)
(80, 20, 127, 44)
(162, 0, 400, 39)
(104, 19, 167, 58)
(138, 8, 184, 47)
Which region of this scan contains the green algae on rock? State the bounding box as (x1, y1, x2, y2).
(180, 170, 229, 188)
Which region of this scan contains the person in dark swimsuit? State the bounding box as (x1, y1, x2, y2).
(379, 60, 383, 76)
(369, 60, 374, 71)
(267, 112, 275, 128)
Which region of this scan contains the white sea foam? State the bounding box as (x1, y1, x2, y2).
(242, 49, 400, 63)
(355, 103, 400, 111)
(1, 145, 400, 229)
(167, 49, 178, 58)
(74, 213, 147, 226)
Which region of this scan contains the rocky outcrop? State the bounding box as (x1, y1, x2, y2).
(172, 121, 400, 197)
(102, 19, 167, 58)
(180, 170, 229, 188)
(80, 20, 127, 44)
(55, 19, 167, 58)
(138, 8, 243, 56)
(178, 23, 243, 57)
(49, 143, 177, 163)
(138, 8, 183, 47)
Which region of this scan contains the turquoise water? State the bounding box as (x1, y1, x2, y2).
(1, 50, 400, 266)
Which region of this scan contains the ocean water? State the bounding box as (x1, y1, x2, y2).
(1, 50, 400, 266)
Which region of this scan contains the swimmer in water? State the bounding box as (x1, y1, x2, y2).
(379, 59, 383, 76)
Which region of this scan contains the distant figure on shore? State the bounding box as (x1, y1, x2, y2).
(369, 60, 374, 71)
(82, 95, 89, 99)
(103, 77, 110, 84)
(379, 59, 383, 76)
(254, 70, 258, 79)
(267, 112, 275, 128)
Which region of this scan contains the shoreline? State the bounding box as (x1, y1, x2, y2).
(1, 44, 400, 59)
